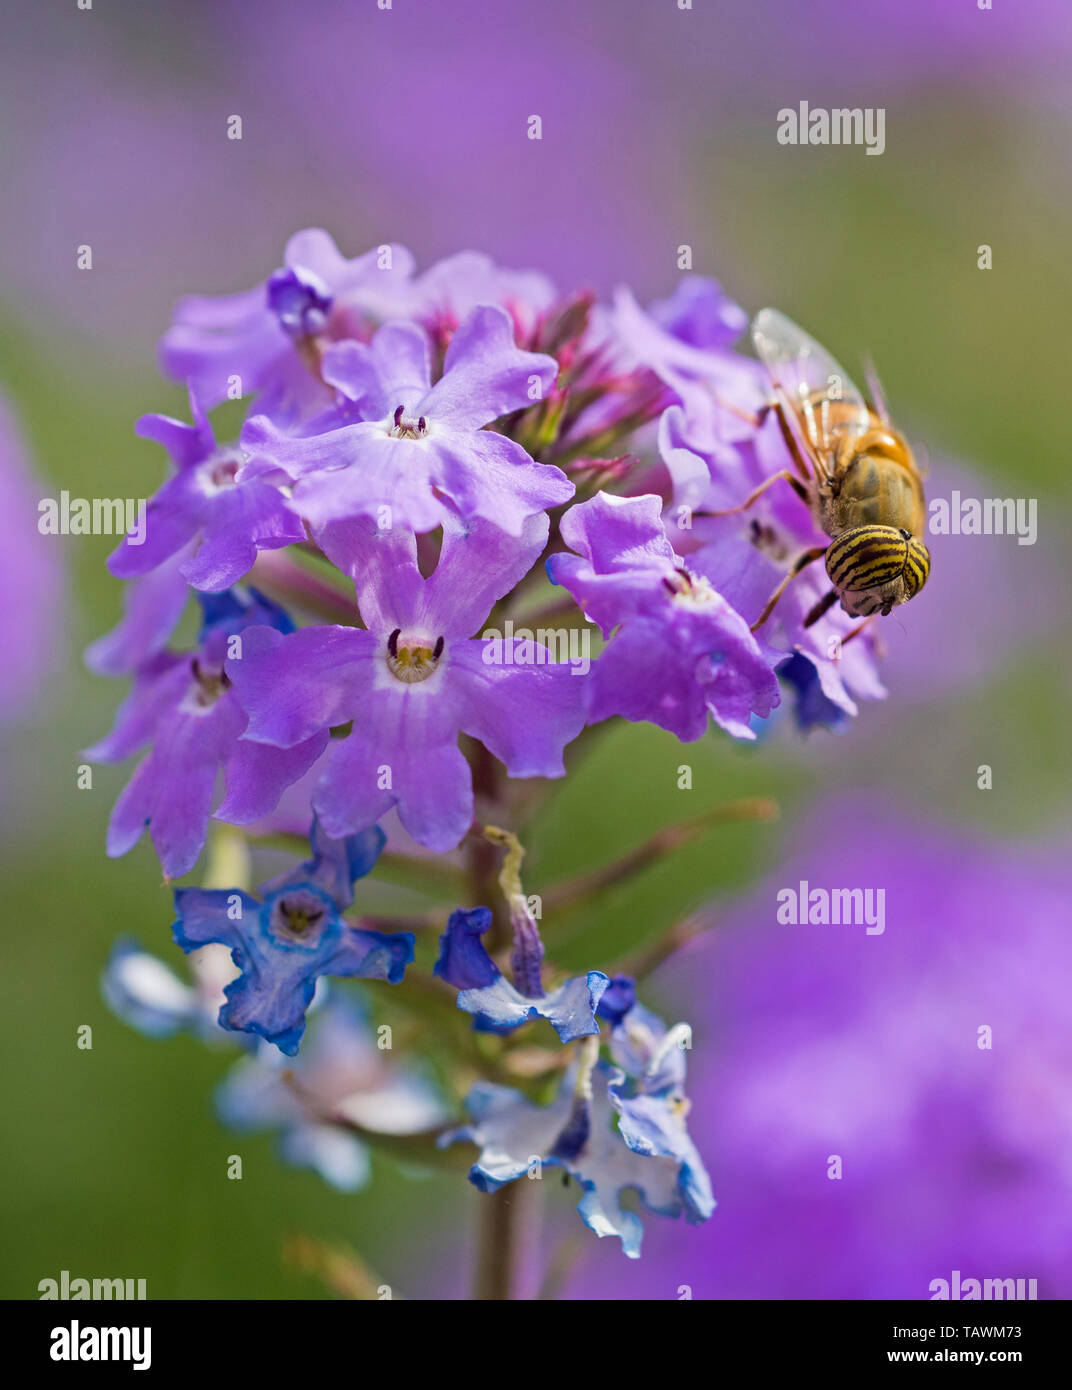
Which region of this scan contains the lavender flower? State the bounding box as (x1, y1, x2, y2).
(85, 545, 193, 678)
(86, 590, 328, 879)
(159, 228, 415, 412)
(407, 251, 557, 340)
(549, 491, 780, 740)
(83, 225, 979, 1296)
(226, 514, 586, 853)
(241, 305, 572, 536)
(608, 278, 767, 483)
(108, 391, 304, 593)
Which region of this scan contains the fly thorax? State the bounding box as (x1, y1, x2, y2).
(834, 447, 924, 534)
(385, 627, 445, 684)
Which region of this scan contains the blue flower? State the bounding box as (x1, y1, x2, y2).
(603, 1003, 714, 1241)
(172, 819, 412, 1055)
(442, 998, 714, 1257)
(777, 652, 852, 732)
(216, 996, 447, 1191)
(102, 938, 220, 1040)
(196, 585, 295, 642)
(595, 974, 637, 1026)
(434, 906, 608, 1044)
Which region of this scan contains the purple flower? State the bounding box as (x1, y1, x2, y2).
(86, 591, 328, 879)
(159, 228, 415, 412)
(86, 544, 193, 678)
(266, 266, 333, 339)
(107, 391, 304, 594)
(407, 251, 557, 339)
(240, 305, 572, 536)
(172, 818, 411, 1055)
(435, 906, 608, 1043)
(216, 994, 447, 1190)
(548, 491, 780, 741)
(646, 277, 750, 350)
(226, 514, 586, 853)
(609, 279, 768, 468)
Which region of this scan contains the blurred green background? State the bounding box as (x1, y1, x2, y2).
(2, 0, 1070, 1298)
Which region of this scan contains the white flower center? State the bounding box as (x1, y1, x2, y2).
(662, 566, 720, 611)
(385, 628, 445, 684)
(386, 405, 429, 441)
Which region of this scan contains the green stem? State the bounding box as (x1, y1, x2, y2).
(249, 550, 358, 623)
(473, 1184, 534, 1301)
(541, 797, 780, 917)
(464, 748, 533, 1299)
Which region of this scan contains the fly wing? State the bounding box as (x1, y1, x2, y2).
(861, 352, 893, 424)
(752, 308, 872, 471)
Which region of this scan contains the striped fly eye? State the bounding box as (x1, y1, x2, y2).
(903, 537, 931, 599)
(825, 525, 911, 595)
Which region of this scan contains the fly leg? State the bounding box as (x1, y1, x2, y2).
(803, 588, 839, 628)
(698, 468, 810, 518)
(840, 614, 879, 646)
(751, 546, 828, 632)
(771, 398, 818, 484)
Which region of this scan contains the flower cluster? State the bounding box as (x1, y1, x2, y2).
(90, 230, 898, 1269)
(437, 908, 714, 1258)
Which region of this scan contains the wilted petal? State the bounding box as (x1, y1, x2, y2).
(456, 970, 608, 1043)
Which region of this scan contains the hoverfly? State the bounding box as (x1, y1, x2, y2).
(713, 308, 930, 631)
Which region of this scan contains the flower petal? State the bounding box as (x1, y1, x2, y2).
(227, 624, 378, 748)
(456, 970, 608, 1043)
(422, 304, 558, 428)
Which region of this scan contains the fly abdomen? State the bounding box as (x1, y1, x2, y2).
(825, 524, 931, 617)
(826, 525, 908, 591)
